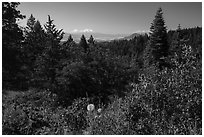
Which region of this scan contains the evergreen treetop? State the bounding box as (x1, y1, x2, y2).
(26, 14, 36, 31)
(149, 7, 169, 68)
(80, 34, 89, 53)
(67, 34, 74, 43)
(88, 35, 95, 45)
(44, 15, 64, 41)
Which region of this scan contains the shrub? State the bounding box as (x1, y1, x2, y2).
(127, 44, 202, 134)
(90, 97, 130, 135)
(2, 89, 68, 135)
(88, 44, 202, 135)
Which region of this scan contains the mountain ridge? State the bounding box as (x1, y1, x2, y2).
(62, 32, 129, 42)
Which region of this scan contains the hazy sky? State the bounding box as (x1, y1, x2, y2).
(17, 2, 202, 34)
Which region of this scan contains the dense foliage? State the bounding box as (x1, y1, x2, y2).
(2, 4, 202, 135)
(2, 2, 26, 89)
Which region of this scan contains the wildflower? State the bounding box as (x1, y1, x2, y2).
(87, 104, 95, 112)
(97, 108, 102, 113)
(83, 130, 90, 135)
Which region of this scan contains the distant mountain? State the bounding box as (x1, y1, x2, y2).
(62, 31, 150, 42)
(122, 33, 140, 40)
(122, 32, 149, 40)
(62, 32, 129, 42)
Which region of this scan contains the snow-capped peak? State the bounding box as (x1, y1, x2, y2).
(71, 28, 94, 33)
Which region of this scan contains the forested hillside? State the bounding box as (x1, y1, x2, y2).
(2, 2, 202, 135)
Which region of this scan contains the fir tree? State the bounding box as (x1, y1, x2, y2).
(67, 34, 73, 43)
(80, 34, 89, 53)
(24, 17, 45, 56)
(26, 14, 36, 31)
(34, 20, 43, 33)
(44, 15, 64, 42)
(23, 16, 46, 87)
(60, 34, 75, 60)
(64, 34, 73, 46)
(36, 15, 64, 90)
(149, 7, 169, 68)
(88, 35, 95, 45)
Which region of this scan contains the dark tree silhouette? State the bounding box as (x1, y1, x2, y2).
(67, 34, 74, 44)
(23, 16, 46, 87)
(36, 15, 64, 90)
(149, 7, 169, 68)
(79, 34, 89, 53)
(26, 14, 35, 31)
(2, 2, 25, 89)
(88, 35, 95, 45)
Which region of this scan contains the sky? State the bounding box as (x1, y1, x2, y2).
(17, 2, 202, 34)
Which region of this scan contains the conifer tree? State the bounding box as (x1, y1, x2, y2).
(64, 34, 73, 46)
(25, 20, 45, 55)
(44, 15, 64, 42)
(149, 7, 169, 68)
(67, 34, 73, 43)
(26, 14, 36, 31)
(34, 20, 45, 35)
(36, 15, 64, 90)
(80, 34, 89, 53)
(24, 17, 45, 55)
(88, 35, 95, 45)
(60, 34, 75, 60)
(23, 16, 46, 87)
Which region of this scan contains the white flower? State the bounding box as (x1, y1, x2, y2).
(97, 108, 102, 113)
(87, 104, 95, 112)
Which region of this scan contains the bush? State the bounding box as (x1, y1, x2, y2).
(126, 44, 202, 134)
(2, 90, 67, 135)
(2, 90, 92, 135)
(88, 44, 202, 135)
(86, 97, 128, 135)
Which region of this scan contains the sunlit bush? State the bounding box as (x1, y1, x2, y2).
(127, 44, 202, 134)
(89, 44, 202, 135)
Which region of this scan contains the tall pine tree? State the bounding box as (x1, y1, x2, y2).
(67, 34, 73, 44)
(88, 35, 95, 45)
(79, 34, 89, 53)
(36, 15, 64, 90)
(149, 7, 169, 69)
(23, 16, 46, 87)
(26, 14, 35, 31)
